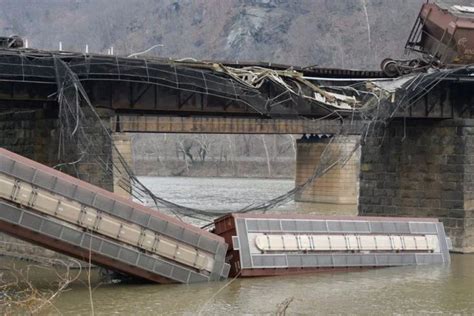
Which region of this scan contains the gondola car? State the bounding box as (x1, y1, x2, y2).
(382, 1, 474, 76)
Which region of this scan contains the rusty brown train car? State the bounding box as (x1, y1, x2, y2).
(407, 2, 474, 64)
(383, 1, 474, 76)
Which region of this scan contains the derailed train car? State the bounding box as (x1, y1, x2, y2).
(214, 213, 451, 277)
(0, 148, 452, 282)
(0, 148, 230, 284)
(382, 1, 474, 76)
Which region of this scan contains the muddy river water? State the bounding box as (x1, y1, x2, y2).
(2, 177, 474, 315)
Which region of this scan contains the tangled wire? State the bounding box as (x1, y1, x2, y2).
(1, 49, 467, 225)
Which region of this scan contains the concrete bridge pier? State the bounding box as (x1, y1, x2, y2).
(112, 132, 133, 199)
(294, 135, 360, 215)
(359, 119, 474, 253)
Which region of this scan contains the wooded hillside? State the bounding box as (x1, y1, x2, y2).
(2, 0, 465, 68)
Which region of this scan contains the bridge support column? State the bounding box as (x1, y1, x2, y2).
(112, 133, 133, 199)
(0, 107, 114, 259)
(0, 107, 120, 193)
(295, 135, 360, 215)
(0, 109, 59, 165)
(66, 108, 115, 192)
(359, 120, 474, 253)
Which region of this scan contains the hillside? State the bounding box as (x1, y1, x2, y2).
(1, 0, 463, 69)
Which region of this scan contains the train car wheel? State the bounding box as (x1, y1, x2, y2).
(381, 58, 400, 77)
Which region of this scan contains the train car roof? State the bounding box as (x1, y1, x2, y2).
(434, 1, 474, 19)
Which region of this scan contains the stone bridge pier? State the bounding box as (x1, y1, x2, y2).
(0, 108, 132, 199)
(359, 119, 474, 253)
(295, 135, 360, 215)
(0, 107, 133, 259)
(294, 121, 474, 253)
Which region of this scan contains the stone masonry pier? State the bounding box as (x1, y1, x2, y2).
(295, 135, 360, 215)
(359, 119, 474, 253)
(0, 108, 132, 259)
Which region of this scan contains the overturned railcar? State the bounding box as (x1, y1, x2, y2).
(214, 213, 451, 277)
(0, 147, 453, 282)
(406, 2, 474, 64)
(0, 148, 229, 284)
(382, 1, 474, 76)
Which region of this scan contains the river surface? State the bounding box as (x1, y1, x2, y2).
(2, 177, 474, 315)
(139, 176, 296, 212)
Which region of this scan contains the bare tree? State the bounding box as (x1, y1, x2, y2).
(361, 0, 371, 48)
(175, 136, 195, 173)
(194, 134, 213, 162)
(261, 135, 272, 177)
(0, 259, 82, 314)
(241, 134, 253, 157)
(226, 135, 236, 175)
(274, 135, 294, 157)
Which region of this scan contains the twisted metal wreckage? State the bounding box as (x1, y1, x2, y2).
(0, 48, 471, 224)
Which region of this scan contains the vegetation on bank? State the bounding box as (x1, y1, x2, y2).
(131, 134, 296, 178)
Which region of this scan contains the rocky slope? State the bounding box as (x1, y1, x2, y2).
(2, 0, 467, 69)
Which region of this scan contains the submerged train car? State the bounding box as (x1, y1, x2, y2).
(214, 213, 451, 277)
(0, 147, 453, 282)
(0, 148, 229, 284)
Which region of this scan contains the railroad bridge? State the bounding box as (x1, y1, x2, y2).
(0, 49, 473, 253)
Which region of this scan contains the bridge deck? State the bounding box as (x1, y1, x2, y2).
(0, 48, 471, 123)
(0, 148, 229, 283)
